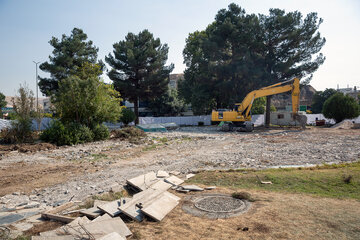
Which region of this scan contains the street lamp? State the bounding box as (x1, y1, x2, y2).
(33, 61, 40, 111)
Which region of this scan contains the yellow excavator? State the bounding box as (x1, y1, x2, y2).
(211, 78, 302, 131)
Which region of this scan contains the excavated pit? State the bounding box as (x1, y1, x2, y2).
(182, 193, 251, 219)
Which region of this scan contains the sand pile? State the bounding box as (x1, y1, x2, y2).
(331, 120, 354, 129)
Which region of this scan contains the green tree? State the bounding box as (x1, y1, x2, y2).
(11, 84, 35, 142)
(323, 93, 360, 123)
(106, 29, 174, 124)
(148, 88, 187, 116)
(180, 3, 325, 116)
(120, 108, 136, 126)
(52, 63, 122, 127)
(311, 88, 337, 113)
(39, 28, 102, 95)
(250, 97, 276, 114)
(0, 92, 7, 117)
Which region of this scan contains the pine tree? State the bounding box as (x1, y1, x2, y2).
(106, 30, 174, 124)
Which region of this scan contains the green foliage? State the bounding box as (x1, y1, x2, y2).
(10, 84, 35, 143)
(250, 97, 276, 114)
(39, 28, 103, 95)
(120, 108, 136, 125)
(147, 88, 187, 116)
(0, 92, 6, 117)
(92, 124, 110, 141)
(40, 120, 94, 146)
(52, 63, 122, 127)
(106, 29, 174, 123)
(322, 93, 360, 123)
(251, 97, 266, 114)
(311, 88, 337, 113)
(180, 3, 325, 114)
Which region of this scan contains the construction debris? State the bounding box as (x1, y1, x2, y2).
(186, 173, 196, 179)
(10, 171, 192, 239)
(256, 175, 272, 184)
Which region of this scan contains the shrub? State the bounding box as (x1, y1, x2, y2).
(120, 108, 136, 126)
(92, 124, 110, 141)
(41, 120, 94, 146)
(11, 118, 33, 143)
(323, 93, 360, 123)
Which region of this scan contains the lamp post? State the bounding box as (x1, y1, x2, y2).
(33, 61, 40, 111)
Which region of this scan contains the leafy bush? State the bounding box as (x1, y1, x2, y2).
(120, 108, 136, 125)
(323, 93, 360, 123)
(41, 120, 94, 146)
(92, 124, 110, 141)
(10, 118, 33, 143)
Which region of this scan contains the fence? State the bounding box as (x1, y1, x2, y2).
(0, 114, 359, 132)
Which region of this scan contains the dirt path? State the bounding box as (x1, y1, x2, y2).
(0, 126, 359, 207)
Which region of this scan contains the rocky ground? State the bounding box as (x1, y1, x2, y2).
(0, 126, 359, 212)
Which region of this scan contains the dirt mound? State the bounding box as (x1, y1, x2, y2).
(0, 142, 56, 154)
(331, 120, 355, 129)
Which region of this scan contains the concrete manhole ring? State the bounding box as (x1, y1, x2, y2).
(194, 196, 246, 213)
(182, 193, 251, 219)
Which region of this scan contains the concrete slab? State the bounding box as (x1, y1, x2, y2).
(186, 173, 196, 179)
(181, 185, 204, 191)
(141, 191, 180, 221)
(32, 236, 74, 240)
(82, 218, 132, 239)
(164, 175, 184, 186)
(205, 186, 217, 190)
(0, 213, 24, 225)
(148, 180, 172, 191)
(80, 206, 103, 218)
(13, 222, 33, 231)
(169, 171, 180, 176)
(156, 170, 169, 178)
(98, 232, 126, 240)
(120, 188, 167, 222)
(91, 213, 112, 222)
(97, 198, 130, 217)
(126, 172, 158, 191)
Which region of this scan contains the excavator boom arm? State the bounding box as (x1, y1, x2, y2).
(237, 78, 300, 117)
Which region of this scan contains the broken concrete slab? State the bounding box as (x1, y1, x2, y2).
(12, 222, 34, 231)
(156, 170, 169, 178)
(91, 213, 112, 222)
(169, 171, 180, 176)
(80, 206, 103, 218)
(147, 180, 172, 191)
(205, 186, 217, 190)
(97, 198, 130, 217)
(141, 191, 180, 222)
(164, 175, 184, 186)
(98, 232, 126, 240)
(32, 236, 74, 240)
(82, 218, 132, 239)
(126, 171, 158, 191)
(181, 185, 204, 191)
(0, 213, 24, 225)
(120, 188, 168, 222)
(186, 173, 196, 179)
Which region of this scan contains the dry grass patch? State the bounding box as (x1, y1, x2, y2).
(127, 188, 360, 240)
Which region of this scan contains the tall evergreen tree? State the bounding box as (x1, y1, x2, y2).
(180, 3, 325, 116)
(106, 30, 174, 124)
(39, 28, 102, 95)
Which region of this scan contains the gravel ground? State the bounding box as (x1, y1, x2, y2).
(0, 126, 359, 209)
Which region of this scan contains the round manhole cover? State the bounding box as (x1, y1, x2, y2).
(194, 196, 246, 213)
(182, 193, 251, 219)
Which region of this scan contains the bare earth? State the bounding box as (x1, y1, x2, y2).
(0, 126, 359, 208)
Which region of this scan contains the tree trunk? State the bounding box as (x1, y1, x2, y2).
(134, 97, 139, 125)
(265, 95, 272, 128)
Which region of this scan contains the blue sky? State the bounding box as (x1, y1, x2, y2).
(0, 0, 359, 97)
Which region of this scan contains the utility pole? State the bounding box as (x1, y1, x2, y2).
(33, 61, 40, 111)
